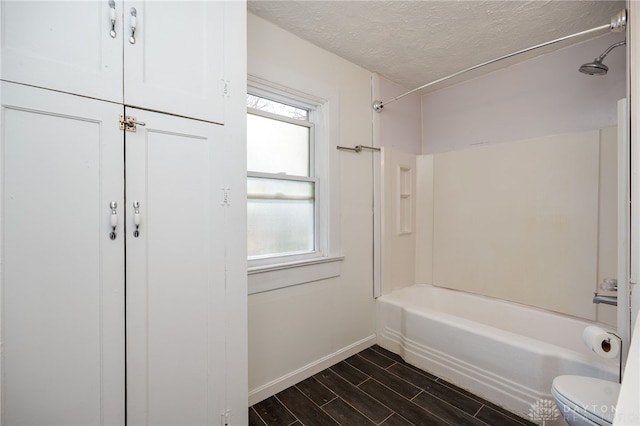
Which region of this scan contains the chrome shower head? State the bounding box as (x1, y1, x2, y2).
(579, 40, 625, 76)
(579, 59, 609, 75)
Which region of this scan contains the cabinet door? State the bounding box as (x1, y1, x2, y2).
(125, 108, 226, 425)
(0, 83, 125, 425)
(1, 1, 123, 103)
(123, 1, 225, 124)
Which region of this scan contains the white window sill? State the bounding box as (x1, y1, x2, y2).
(248, 256, 344, 294)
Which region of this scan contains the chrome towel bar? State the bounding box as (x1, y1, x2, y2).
(336, 145, 381, 153)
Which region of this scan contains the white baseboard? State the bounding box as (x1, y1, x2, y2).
(248, 334, 376, 406)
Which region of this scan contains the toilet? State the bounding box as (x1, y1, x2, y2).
(551, 375, 621, 425)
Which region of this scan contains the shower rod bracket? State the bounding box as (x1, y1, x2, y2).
(611, 9, 627, 33)
(372, 101, 384, 112)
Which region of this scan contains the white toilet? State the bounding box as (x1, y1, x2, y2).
(551, 375, 621, 426)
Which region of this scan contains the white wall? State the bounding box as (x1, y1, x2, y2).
(614, 0, 640, 417)
(428, 129, 616, 321)
(415, 154, 434, 286)
(381, 148, 417, 293)
(422, 32, 626, 154)
(386, 124, 618, 325)
(597, 126, 618, 325)
(630, 0, 640, 335)
(372, 74, 422, 155)
(247, 13, 376, 404)
(372, 75, 422, 295)
(415, 32, 624, 322)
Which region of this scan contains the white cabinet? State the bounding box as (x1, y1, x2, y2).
(0, 1, 246, 424)
(0, 1, 123, 103)
(1, 82, 229, 425)
(1, 82, 125, 426)
(123, 1, 225, 123)
(1, 0, 225, 123)
(124, 108, 226, 425)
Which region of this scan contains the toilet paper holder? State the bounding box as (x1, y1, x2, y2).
(606, 331, 623, 384)
(584, 326, 623, 383)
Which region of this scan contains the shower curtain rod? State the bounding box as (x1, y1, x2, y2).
(372, 9, 627, 112)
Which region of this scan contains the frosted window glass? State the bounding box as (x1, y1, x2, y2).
(247, 114, 310, 176)
(247, 177, 315, 258)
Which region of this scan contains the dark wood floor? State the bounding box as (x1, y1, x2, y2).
(249, 345, 536, 426)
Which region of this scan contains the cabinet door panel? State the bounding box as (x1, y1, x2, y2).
(0, 83, 125, 425)
(1, 1, 123, 103)
(124, 1, 225, 123)
(126, 108, 225, 425)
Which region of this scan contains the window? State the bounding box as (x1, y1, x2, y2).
(247, 78, 342, 293)
(247, 94, 316, 260)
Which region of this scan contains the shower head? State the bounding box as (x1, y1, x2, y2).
(579, 40, 626, 76)
(579, 59, 609, 76)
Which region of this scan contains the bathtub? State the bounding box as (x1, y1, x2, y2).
(376, 285, 618, 421)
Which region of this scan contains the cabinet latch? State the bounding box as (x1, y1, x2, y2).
(119, 114, 146, 132)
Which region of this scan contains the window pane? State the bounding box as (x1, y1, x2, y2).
(247, 177, 315, 258)
(247, 95, 308, 120)
(247, 114, 310, 176)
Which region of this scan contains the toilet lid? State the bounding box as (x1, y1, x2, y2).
(552, 375, 620, 425)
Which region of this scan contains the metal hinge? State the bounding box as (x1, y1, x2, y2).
(221, 187, 231, 207)
(221, 410, 230, 426)
(222, 80, 230, 97)
(119, 114, 146, 132)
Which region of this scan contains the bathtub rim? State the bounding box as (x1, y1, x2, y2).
(379, 284, 618, 331)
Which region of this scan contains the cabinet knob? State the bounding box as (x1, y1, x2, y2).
(108, 0, 117, 38)
(129, 7, 137, 44)
(109, 201, 118, 240)
(133, 201, 141, 238)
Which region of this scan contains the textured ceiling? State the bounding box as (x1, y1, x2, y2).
(248, 0, 626, 92)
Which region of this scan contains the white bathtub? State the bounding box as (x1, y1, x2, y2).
(376, 285, 618, 422)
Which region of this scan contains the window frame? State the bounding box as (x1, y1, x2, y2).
(246, 76, 343, 294)
(247, 92, 319, 264)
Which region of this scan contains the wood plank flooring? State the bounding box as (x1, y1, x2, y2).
(249, 345, 536, 426)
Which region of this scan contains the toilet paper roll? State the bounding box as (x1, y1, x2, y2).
(583, 325, 620, 359)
